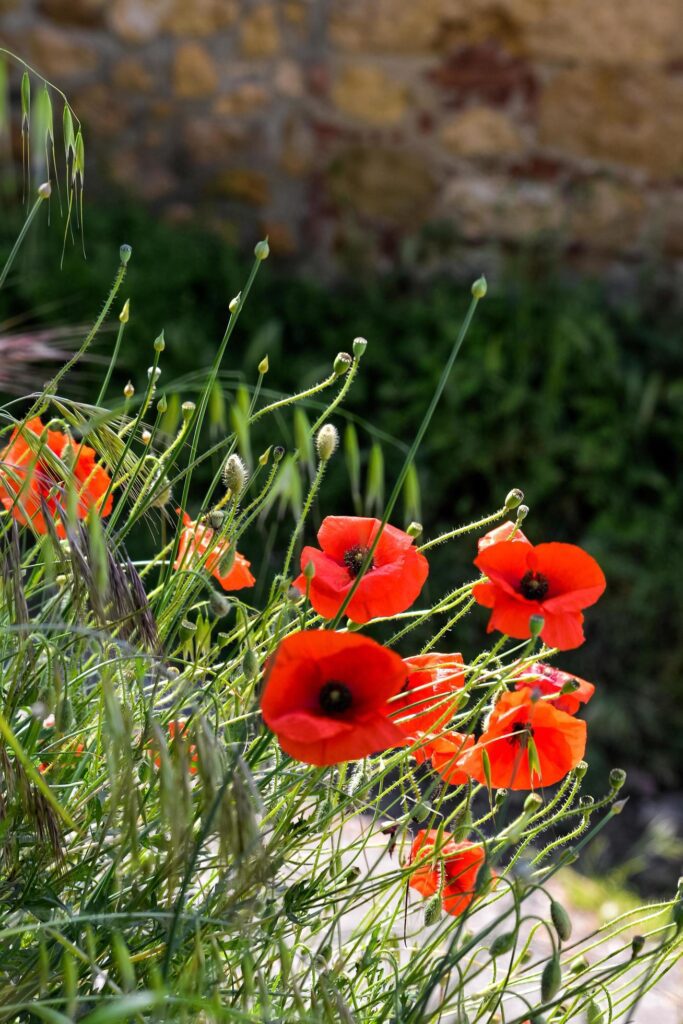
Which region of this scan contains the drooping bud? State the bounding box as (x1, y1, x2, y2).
(504, 488, 524, 510)
(254, 238, 270, 261)
(550, 900, 572, 942)
(229, 293, 241, 314)
(181, 401, 196, 421)
(218, 546, 236, 578)
(222, 453, 248, 495)
(529, 613, 544, 638)
(316, 423, 339, 462)
(570, 956, 589, 974)
(258, 355, 269, 374)
(38, 181, 52, 199)
(119, 299, 130, 324)
(242, 649, 258, 679)
(123, 381, 135, 399)
(333, 352, 353, 377)
(540, 954, 561, 1001)
(406, 521, 423, 538)
(209, 591, 231, 618)
(352, 336, 368, 359)
(153, 332, 165, 353)
(489, 931, 516, 957)
(471, 276, 487, 300)
(119, 244, 132, 265)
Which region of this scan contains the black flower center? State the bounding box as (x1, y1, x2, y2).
(510, 721, 534, 748)
(319, 680, 354, 715)
(343, 545, 374, 578)
(519, 570, 549, 601)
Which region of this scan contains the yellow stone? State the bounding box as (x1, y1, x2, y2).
(240, 4, 281, 58)
(441, 107, 524, 158)
(331, 64, 410, 125)
(173, 42, 219, 98)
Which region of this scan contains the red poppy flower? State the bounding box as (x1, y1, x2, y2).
(473, 540, 606, 650)
(409, 830, 486, 917)
(459, 689, 586, 790)
(428, 732, 476, 785)
(260, 630, 407, 766)
(515, 662, 595, 715)
(0, 416, 113, 537)
(389, 653, 465, 739)
(293, 516, 429, 624)
(478, 520, 530, 552)
(154, 720, 198, 775)
(174, 511, 255, 591)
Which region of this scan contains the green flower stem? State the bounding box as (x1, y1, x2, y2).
(0, 190, 47, 290)
(418, 506, 507, 552)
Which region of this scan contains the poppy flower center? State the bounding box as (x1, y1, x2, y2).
(343, 545, 374, 578)
(519, 570, 549, 601)
(510, 721, 534, 748)
(319, 680, 354, 715)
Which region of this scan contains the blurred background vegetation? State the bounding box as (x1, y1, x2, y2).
(1, 200, 681, 803)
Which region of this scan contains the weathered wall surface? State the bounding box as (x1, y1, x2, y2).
(2, 0, 682, 275)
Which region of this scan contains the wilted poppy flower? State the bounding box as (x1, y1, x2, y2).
(0, 416, 113, 536)
(478, 520, 530, 552)
(409, 830, 486, 917)
(260, 630, 407, 766)
(389, 653, 465, 738)
(473, 540, 606, 650)
(515, 661, 595, 715)
(174, 510, 255, 591)
(293, 516, 429, 624)
(428, 732, 476, 785)
(460, 689, 586, 790)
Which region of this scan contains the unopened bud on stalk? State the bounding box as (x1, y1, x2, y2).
(570, 956, 589, 974)
(471, 275, 487, 300)
(181, 401, 195, 421)
(303, 560, 315, 581)
(38, 181, 52, 199)
(153, 332, 165, 353)
(242, 649, 258, 679)
(209, 591, 231, 618)
(334, 352, 353, 377)
(254, 237, 270, 261)
(541, 954, 561, 1001)
(119, 244, 132, 265)
(609, 768, 626, 790)
(424, 894, 442, 926)
(489, 931, 516, 957)
(529, 613, 544, 638)
(147, 366, 161, 382)
(316, 423, 339, 462)
(258, 355, 269, 374)
(273, 445, 285, 462)
(123, 381, 135, 399)
(218, 546, 236, 577)
(157, 395, 168, 414)
(407, 522, 423, 538)
(259, 446, 272, 466)
(550, 900, 572, 942)
(411, 801, 430, 822)
(141, 430, 152, 444)
(504, 488, 524, 510)
(222, 453, 248, 495)
(611, 798, 628, 815)
(229, 292, 241, 313)
(119, 299, 130, 324)
(631, 935, 645, 956)
(353, 336, 368, 359)
(516, 504, 529, 522)
(587, 1002, 604, 1024)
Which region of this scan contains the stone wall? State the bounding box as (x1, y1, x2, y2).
(1, 0, 682, 276)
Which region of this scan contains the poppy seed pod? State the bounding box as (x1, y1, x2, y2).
(222, 454, 248, 495)
(504, 488, 524, 510)
(517, 504, 529, 521)
(333, 352, 352, 377)
(119, 244, 132, 265)
(353, 336, 368, 359)
(609, 768, 626, 790)
(407, 521, 423, 538)
(181, 401, 196, 421)
(316, 424, 339, 462)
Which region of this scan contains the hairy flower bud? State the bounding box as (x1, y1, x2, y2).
(333, 352, 353, 377)
(242, 649, 259, 679)
(504, 488, 524, 510)
(353, 336, 368, 359)
(424, 894, 442, 926)
(209, 591, 231, 618)
(316, 423, 339, 462)
(489, 931, 516, 957)
(222, 453, 248, 495)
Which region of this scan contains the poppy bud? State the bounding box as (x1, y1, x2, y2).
(222, 453, 248, 495)
(570, 956, 589, 974)
(424, 894, 442, 926)
(609, 768, 626, 790)
(153, 332, 165, 353)
(489, 931, 516, 957)
(316, 423, 339, 462)
(406, 521, 423, 538)
(471, 276, 487, 299)
(119, 299, 130, 324)
(258, 355, 269, 374)
(181, 401, 196, 421)
(242, 649, 258, 679)
(38, 180, 52, 199)
(123, 381, 135, 399)
(550, 900, 572, 941)
(529, 613, 544, 638)
(516, 504, 529, 522)
(541, 954, 561, 1001)
(119, 244, 132, 265)
(353, 336, 368, 359)
(334, 352, 353, 377)
(254, 238, 270, 261)
(157, 395, 168, 414)
(504, 488, 524, 510)
(631, 934, 645, 956)
(259, 446, 272, 466)
(229, 292, 241, 313)
(273, 445, 285, 462)
(303, 559, 316, 581)
(209, 592, 231, 618)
